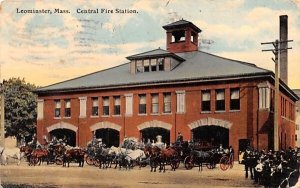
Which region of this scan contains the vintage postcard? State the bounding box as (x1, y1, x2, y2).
(0, 0, 300, 187)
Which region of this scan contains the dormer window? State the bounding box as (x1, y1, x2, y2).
(136, 60, 143, 73)
(158, 58, 164, 71)
(172, 30, 185, 42)
(127, 48, 185, 74)
(144, 59, 150, 72)
(151, 59, 157, 71)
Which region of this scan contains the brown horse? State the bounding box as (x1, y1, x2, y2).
(30, 148, 49, 166)
(63, 148, 85, 167)
(20, 145, 34, 164)
(149, 146, 161, 172)
(159, 147, 179, 172)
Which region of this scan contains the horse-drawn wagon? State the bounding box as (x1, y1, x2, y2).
(182, 141, 234, 171)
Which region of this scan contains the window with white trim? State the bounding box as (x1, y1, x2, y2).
(54, 100, 61, 117)
(91, 97, 99, 116)
(216, 89, 225, 111)
(201, 90, 211, 112)
(114, 96, 121, 115)
(230, 88, 240, 110)
(150, 59, 157, 71)
(136, 60, 143, 73)
(144, 59, 150, 72)
(64, 99, 71, 117)
(103, 97, 109, 116)
(139, 94, 146, 114)
(158, 58, 164, 71)
(163, 93, 171, 113)
(151, 94, 159, 114)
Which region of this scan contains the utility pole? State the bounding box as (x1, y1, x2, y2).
(261, 39, 293, 151)
(0, 83, 4, 147)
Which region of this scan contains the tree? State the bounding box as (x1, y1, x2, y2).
(2, 78, 37, 143)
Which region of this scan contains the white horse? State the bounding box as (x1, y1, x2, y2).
(0, 146, 23, 165)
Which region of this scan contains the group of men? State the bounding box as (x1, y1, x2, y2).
(242, 146, 299, 187)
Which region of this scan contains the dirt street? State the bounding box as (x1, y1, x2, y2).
(0, 161, 262, 188)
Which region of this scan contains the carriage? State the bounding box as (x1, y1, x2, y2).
(182, 141, 234, 171)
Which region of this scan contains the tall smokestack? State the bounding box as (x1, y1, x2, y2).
(280, 15, 288, 84)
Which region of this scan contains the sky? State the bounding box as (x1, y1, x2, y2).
(0, 0, 299, 89)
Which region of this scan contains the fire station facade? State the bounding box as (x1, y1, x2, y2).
(36, 20, 298, 157)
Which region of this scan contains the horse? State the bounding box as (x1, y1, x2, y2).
(158, 147, 179, 172)
(96, 147, 111, 169)
(124, 149, 146, 169)
(188, 150, 212, 171)
(149, 146, 162, 172)
(63, 148, 85, 167)
(19, 145, 34, 164)
(108, 146, 130, 169)
(0, 146, 23, 165)
(30, 148, 49, 166)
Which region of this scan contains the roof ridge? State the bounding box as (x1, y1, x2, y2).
(126, 48, 170, 58)
(37, 62, 130, 91)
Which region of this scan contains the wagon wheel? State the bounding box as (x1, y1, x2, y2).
(55, 156, 63, 165)
(184, 156, 194, 170)
(93, 159, 100, 167)
(219, 156, 229, 171)
(85, 156, 94, 166)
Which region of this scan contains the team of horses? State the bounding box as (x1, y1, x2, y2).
(0, 144, 85, 167)
(1, 140, 233, 173)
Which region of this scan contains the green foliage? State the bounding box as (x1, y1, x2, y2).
(2, 78, 38, 140)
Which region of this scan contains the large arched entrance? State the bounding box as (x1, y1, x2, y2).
(49, 129, 76, 147)
(95, 128, 119, 147)
(188, 118, 232, 148)
(47, 122, 78, 147)
(140, 127, 170, 145)
(192, 126, 229, 148)
(137, 120, 172, 145)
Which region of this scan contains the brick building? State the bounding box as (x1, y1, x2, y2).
(35, 20, 298, 158)
(293, 89, 300, 147)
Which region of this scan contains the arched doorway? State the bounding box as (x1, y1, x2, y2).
(95, 128, 119, 147)
(140, 127, 170, 145)
(50, 129, 76, 147)
(192, 125, 229, 148)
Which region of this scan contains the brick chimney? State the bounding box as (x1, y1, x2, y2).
(163, 19, 201, 53)
(280, 15, 288, 84)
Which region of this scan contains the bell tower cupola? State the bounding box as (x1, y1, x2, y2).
(163, 19, 201, 53)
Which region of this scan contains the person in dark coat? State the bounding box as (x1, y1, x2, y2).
(243, 147, 254, 179)
(177, 132, 183, 143)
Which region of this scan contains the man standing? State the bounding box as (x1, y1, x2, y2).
(243, 147, 254, 179)
(177, 132, 183, 143)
